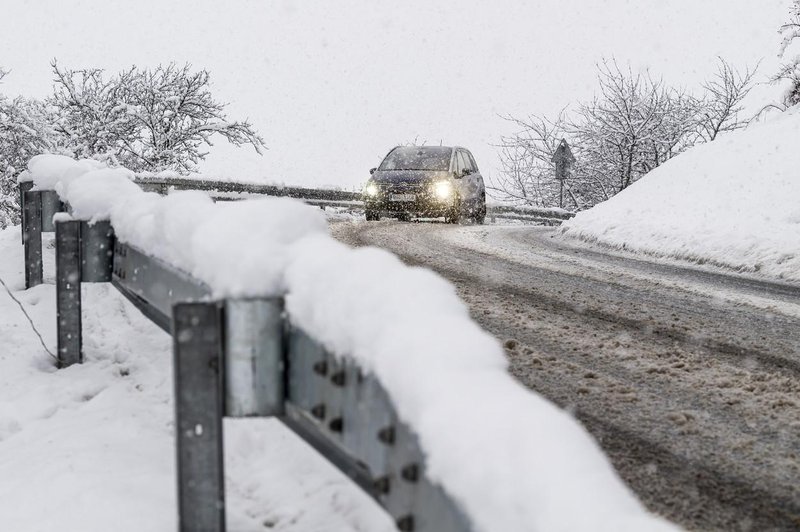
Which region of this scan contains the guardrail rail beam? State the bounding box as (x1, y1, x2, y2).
(80, 221, 115, 282)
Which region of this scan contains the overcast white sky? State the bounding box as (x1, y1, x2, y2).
(0, 0, 791, 189)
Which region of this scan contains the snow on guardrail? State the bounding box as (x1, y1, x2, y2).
(25, 153, 676, 532)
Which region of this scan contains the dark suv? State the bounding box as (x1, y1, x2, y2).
(363, 146, 487, 223)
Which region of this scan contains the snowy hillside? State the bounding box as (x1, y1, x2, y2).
(562, 108, 800, 283)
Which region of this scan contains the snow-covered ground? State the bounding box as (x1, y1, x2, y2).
(0, 227, 394, 531)
(562, 107, 800, 284)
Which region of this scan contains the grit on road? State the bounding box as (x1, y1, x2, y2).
(330, 219, 800, 532)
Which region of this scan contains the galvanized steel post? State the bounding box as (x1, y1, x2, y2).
(224, 298, 285, 417)
(172, 302, 226, 532)
(55, 219, 82, 367)
(23, 190, 43, 289)
(19, 181, 33, 244)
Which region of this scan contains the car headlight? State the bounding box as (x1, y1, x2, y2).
(433, 181, 453, 200)
(365, 182, 379, 197)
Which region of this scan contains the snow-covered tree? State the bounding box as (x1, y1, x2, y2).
(49, 64, 135, 165)
(776, 0, 800, 107)
(494, 57, 761, 210)
(0, 68, 65, 228)
(573, 61, 698, 196)
(50, 61, 266, 172)
(494, 111, 571, 207)
(494, 61, 700, 210)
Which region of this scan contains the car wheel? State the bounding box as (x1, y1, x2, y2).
(365, 209, 380, 221)
(473, 198, 486, 224)
(446, 202, 462, 224)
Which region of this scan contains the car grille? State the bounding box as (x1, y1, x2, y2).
(383, 183, 426, 194)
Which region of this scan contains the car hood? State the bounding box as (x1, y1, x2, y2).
(371, 170, 450, 185)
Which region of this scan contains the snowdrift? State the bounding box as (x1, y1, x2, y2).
(562, 108, 800, 283)
(12, 154, 679, 531)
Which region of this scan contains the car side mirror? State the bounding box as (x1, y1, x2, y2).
(370, 168, 377, 175)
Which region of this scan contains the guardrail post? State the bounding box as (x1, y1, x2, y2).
(173, 302, 226, 532)
(23, 190, 43, 288)
(80, 221, 115, 282)
(19, 181, 33, 244)
(56, 218, 82, 367)
(224, 299, 285, 417)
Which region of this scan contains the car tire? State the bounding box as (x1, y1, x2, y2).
(473, 198, 487, 224)
(446, 202, 462, 224)
(365, 209, 380, 221)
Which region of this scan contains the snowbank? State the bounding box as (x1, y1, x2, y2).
(25, 154, 678, 531)
(562, 108, 800, 283)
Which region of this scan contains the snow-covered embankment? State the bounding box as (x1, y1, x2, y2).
(562, 108, 800, 283)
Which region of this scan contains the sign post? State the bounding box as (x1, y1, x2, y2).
(551, 139, 575, 209)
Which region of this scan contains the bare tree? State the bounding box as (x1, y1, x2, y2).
(50, 61, 266, 173)
(495, 60, 702, 210)
(775, 0, 800, 107)
(570, 60, 698, 206)
(494, 144, 547, 205)
(491, 111, 569, 207)
(696, 58, 758, 141)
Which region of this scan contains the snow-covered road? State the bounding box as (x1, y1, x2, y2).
(332, 220, 800, 532)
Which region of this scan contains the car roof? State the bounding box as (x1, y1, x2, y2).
(391, 145, 468, 152)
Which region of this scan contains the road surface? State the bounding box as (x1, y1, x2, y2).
(331, 219, 800, 532)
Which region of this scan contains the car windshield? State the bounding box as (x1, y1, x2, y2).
(379, 147, 452, 171)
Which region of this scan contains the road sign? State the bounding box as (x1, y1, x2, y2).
(551, 138, 575, 181)
(551, 139, 575, 208)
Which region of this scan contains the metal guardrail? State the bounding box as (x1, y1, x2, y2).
(486, 204, 575, 220)
(132, 175, 575, 224)
(20, 186, 473, 532)
(135, 175, 361, 202)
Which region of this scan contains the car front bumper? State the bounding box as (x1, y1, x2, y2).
(364, 194, 455, 217)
